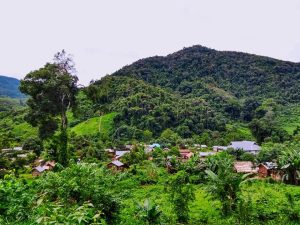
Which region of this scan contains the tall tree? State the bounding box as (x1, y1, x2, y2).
(20, 50, 78, 165)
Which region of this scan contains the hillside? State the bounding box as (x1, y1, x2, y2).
(85, 46, 300, 144)
(3, 46, 300, 146)
(0, 75, 25, 98)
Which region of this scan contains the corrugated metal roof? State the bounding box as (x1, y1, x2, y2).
(234, 161, 258, 173)
(111, 160, 124, 167)
(115, 151, 130, 157)
(34, 166, 45, 173)
(229, 141, 261, 151)
(199, 152, 216, 157)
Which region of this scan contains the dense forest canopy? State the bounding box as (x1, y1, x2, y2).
(113, 45, 300, 102)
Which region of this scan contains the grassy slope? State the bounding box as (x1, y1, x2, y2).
(71, 112, 117, 136)
(225, 124, 255, 140)
(12, 122, 38, 140)
(0, 111, 38, 143)
(276, 104, 300, 134)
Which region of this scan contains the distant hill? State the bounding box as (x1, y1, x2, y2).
(0, 75, 25, 98)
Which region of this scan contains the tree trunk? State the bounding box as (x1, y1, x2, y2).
(59, 96, 69, 165)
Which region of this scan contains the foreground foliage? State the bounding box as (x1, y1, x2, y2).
(1, 159, 300, 225)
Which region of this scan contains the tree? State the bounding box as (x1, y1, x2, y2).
(159, 129, 181, 146)
(135, 199, 162, 224)
(22, 137, 43, 156)
(278, 148, 300, 185)
(20, 50, 78, 165)
(165, 171, 195, 223)
(204, 152, 252, 215)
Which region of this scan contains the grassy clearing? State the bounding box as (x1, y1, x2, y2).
(276, 104, 300, 134)
(71, 112, 117, 136)
(12, 122, 38, 140)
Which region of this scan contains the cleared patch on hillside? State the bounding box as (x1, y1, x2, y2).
(276, 104, 300, 134)
(13, 122, 38, 140)
(71, 112, 117, 136)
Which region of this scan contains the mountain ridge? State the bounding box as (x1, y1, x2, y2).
(112, 45, 300, 102)
(0, 75, 25, 98)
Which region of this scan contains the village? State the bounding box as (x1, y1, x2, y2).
(0, 140, 280, 181)
(105, 141, 281, 180)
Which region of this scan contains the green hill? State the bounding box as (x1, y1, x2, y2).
(113, 45, 300, 103)
(85, 45, 300, 143)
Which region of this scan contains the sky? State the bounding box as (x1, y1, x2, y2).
(1, 0, 300, 86)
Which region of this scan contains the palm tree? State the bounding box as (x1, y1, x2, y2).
(204, 152, 253, 215)
(205, 169, 251, 215)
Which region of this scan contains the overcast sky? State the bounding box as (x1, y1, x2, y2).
(1, 0, 300, 85)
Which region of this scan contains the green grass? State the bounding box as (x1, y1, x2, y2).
(12, 122, 38, 140)
(71, 112, 117, 136)
(225, 123, 255, 140)
(276, 104, 300, 134)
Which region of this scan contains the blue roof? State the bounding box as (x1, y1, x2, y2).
(150, 143, 160, 148)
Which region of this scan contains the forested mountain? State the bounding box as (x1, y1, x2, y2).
(113, 45, 300, 102)
(86, 45, 300, 144)
(0, 75, 24, 98)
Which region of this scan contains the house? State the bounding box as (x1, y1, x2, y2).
(258, 162, 281, 180)
(108, 160, 126, 171)
(32, 160, 56, 176)
(17, 154, 28, 158)
(199, 152, 216, 158)
(229, 141, 261, 155)
(234, 161, 258, 174)
(150, 143, 161, 148)
(1, 146, 23, 152)
(179, 149, 194, 160)
(145, 143, 161, 153)
(213, 146, 228, 152)
(115, 150, 130, 159)
(44, 161, 56, 169)
(32, 165, 51, 176)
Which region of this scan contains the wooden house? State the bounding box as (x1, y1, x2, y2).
(179, 149, 194, 160)
(258, 162, 282, 180)
(108, 160, 126, 171)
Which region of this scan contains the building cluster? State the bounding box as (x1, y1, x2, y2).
(8, 139, 279, 180)
(105, 140, 282, 180)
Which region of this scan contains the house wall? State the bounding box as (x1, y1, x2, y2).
(258, 165, 268, 177)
